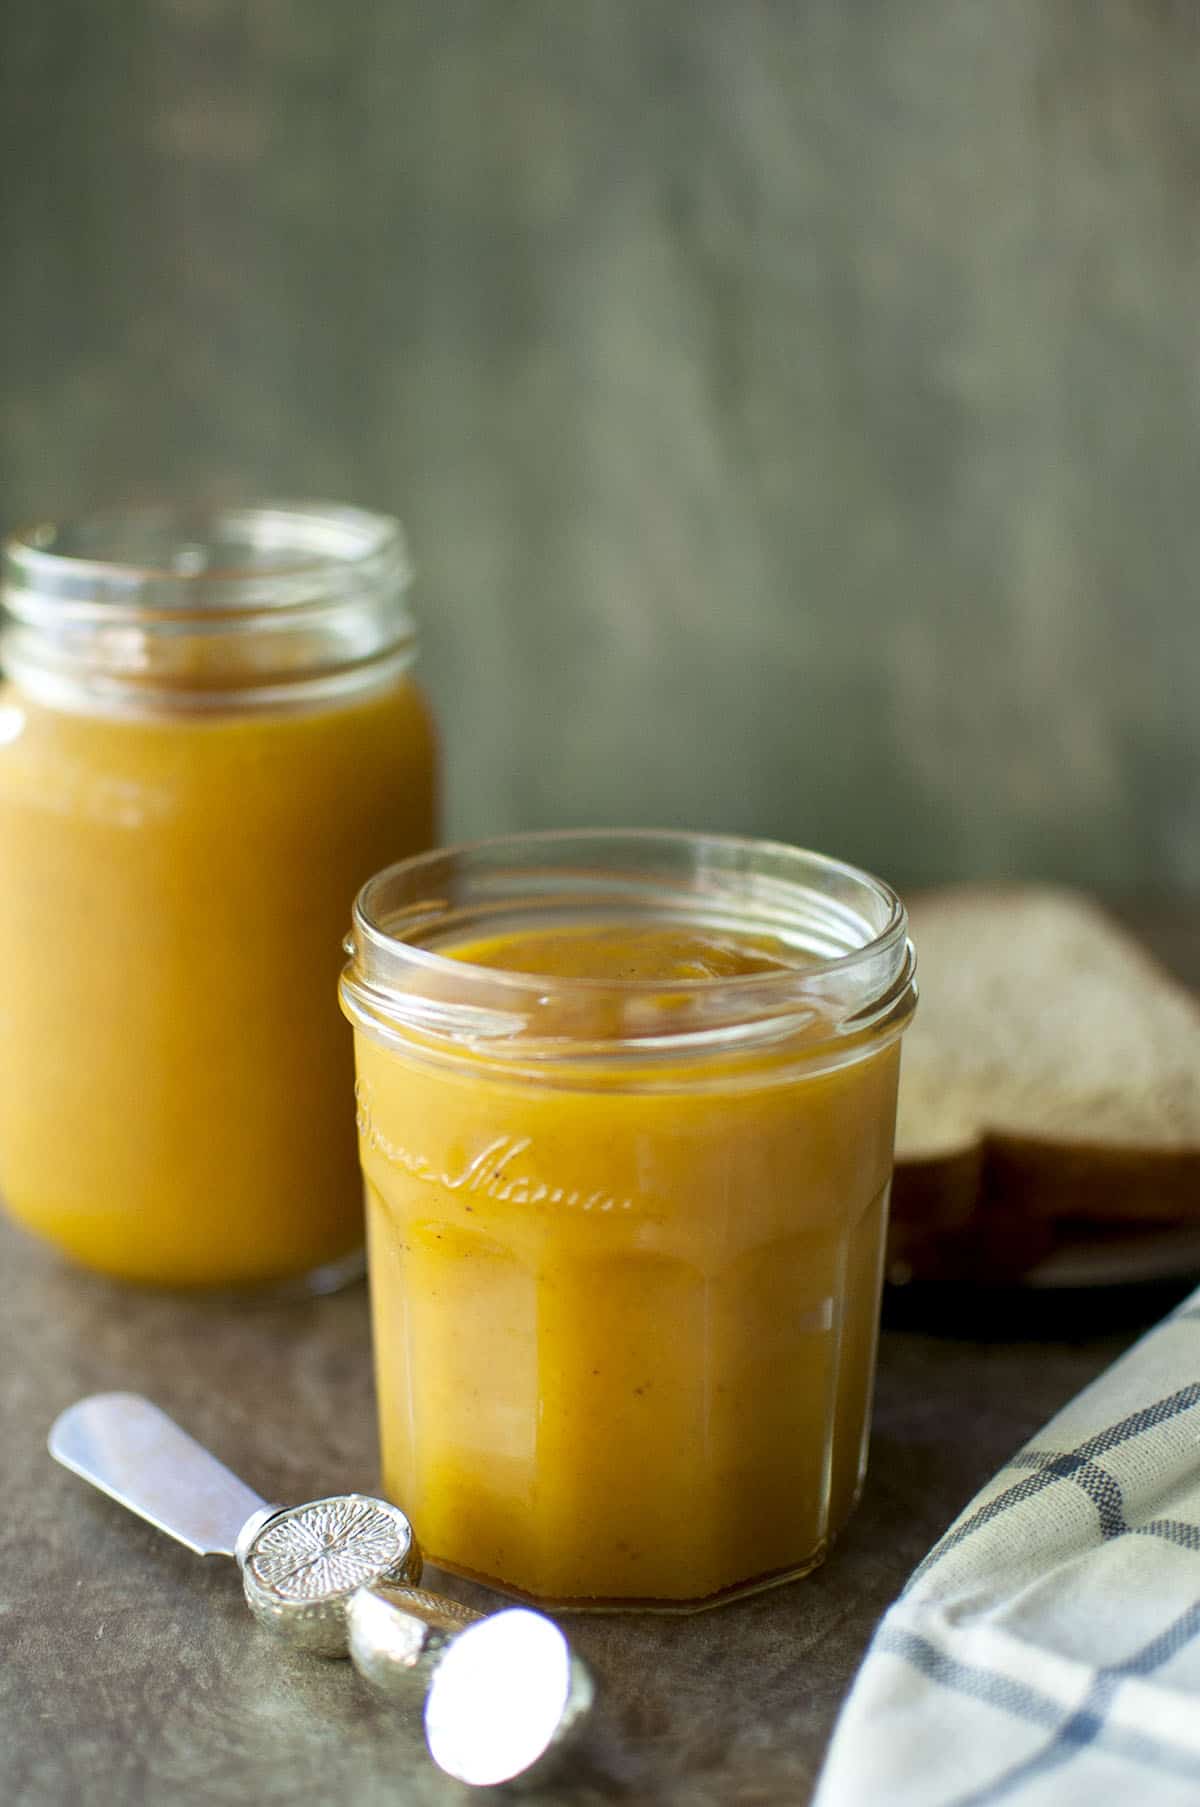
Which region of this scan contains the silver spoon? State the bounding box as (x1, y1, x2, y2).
(49, 1392, 423, 1657)
(51, 1393, 599, 1786)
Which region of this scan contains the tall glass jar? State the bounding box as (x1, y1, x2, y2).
(341, 831, 916, 1610)
(0, 503, 438, 1290)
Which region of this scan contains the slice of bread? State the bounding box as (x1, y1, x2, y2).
(889, 885, 1200, 1283)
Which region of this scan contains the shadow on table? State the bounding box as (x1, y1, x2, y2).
(882, 1276, 1196, 1341)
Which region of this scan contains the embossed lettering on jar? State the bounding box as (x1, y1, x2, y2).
(341, 832, 916, 1610)
(0, 504, 438, 1289)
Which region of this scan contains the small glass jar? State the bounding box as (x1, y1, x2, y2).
(0, 503, 438, 1290)
(340, 831, 916, 1611)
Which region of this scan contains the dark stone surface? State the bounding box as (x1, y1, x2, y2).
(2, 906, 1195, 1804)
(0, 1215, 1154, 1807)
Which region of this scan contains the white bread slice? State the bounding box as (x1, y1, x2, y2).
(891, 887, 1200, 1262)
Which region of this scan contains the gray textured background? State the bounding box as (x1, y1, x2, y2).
(2, 0, 1197, 890)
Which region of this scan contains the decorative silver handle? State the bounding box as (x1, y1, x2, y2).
(349, 1582, 485, 1697)
(49, 1394, 420, 1656)
(423, 1607, 596, 1791)
(352, 1586, 596, 1790)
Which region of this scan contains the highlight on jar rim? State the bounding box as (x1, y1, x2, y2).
(1, 501, 418, 716)
(341, 828, 916, 1057)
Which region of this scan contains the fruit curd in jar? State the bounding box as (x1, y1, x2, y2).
(341, 833, 916, 1609)
(0, 503, 437, 1289)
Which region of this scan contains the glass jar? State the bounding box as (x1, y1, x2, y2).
(340, 831, 916, 1610)
(0, 503, 438, 1290)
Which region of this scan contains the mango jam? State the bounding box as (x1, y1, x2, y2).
(0, 677, 436, 1287)
(351, 915, 903, 1609)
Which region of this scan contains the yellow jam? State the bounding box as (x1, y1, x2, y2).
(0, 677, 436, 1287)
(354, 919, 901, 1608)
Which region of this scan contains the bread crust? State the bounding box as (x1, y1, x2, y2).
(888, 886, 1200, 1284)
(895, 1137, 1200, 1225)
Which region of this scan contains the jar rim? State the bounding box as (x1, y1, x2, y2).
(1, 501, 417, 713)
(2, 500, 411, 620)
(353, 828, 906, 988)
(343, 830, 916, 1064)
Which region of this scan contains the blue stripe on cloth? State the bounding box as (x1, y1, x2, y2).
(907, 1383, 1200, 1591)
(945, 1682, 1115, 1807)
(875, 1626, 1063, 1729)
(923, 1601, 1200, 1805)
(1072, 1383, 1200, 1460)
(1009, 1455, 1200, 1551)
(1114, 1599, 1200, 1675)
(1133, 1519, 1200, 1553)
(1007, 1450, 1126, 1537)
(947, 1701, 1200, 1807)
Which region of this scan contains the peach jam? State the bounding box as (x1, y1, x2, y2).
(0, 504, 437, 1288)
(341, 832, 916, 1609)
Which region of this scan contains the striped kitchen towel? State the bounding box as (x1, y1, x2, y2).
(813, 1289, 1200, 1807)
